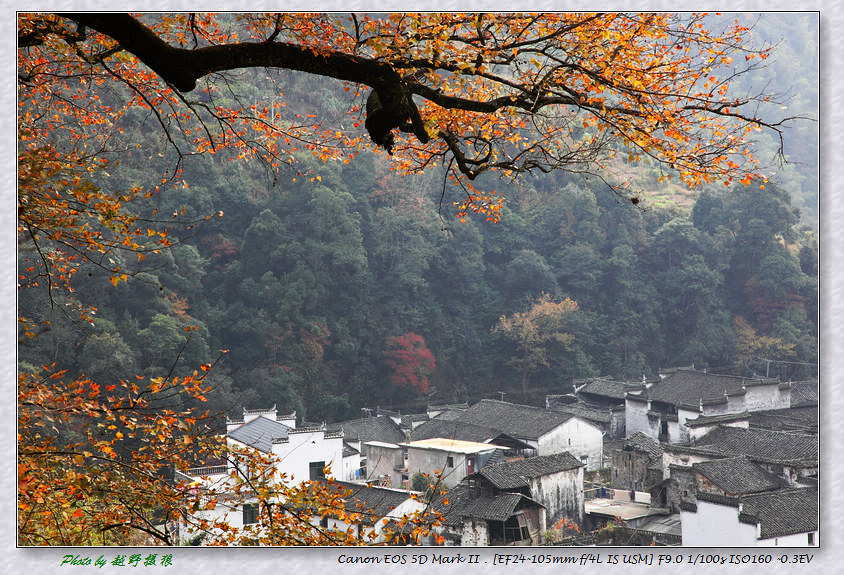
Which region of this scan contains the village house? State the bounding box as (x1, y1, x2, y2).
(426, 483, 547, 546)
(308, 480, 425, 543)
(410, 417, 535, 458)
(625, 368, 790, 444)
(365, 437, 506, 489)
(175, 405, 351, 542)
(680, 486, 818, 547)
(548, 377, 650, 441)
(450, 399, 605, 470)
(330, 413, 406, 480)
(611, 431, 663, 493)
(663, 425, 818, 486)
(465, 452, 585, 528)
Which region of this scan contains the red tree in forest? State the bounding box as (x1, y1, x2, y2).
(384, 332, 436, 394)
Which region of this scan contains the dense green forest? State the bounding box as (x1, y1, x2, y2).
(17, 13, 819, 425)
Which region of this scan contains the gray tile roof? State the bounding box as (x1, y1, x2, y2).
(335, 415, 406, 445)
(410, 418, 505, 443)
(473, 453, 583, 489)
(549, 402, 614, 424)
(693, 456, 784, 495)
(684, 411, 751, 428)
(400, 413, 430, 428)
(431, 484, 543, 525)
(741, 487, 818, 538)
(789, 381, 818, 407)
(748, 406, 818, 433)
(323, 480, 413, 524)
(578, 378, 646, 401)
(645, 369, 778, 407)
(227, 416, 290, 453)
(455, 399, 575, 441)
(694, 426, 818, 465)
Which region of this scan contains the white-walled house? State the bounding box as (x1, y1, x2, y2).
(364, 437, 506, 489)
(625, 368, 790, 444)
(680, 487, 818, 547)
(467, 452, 585, 528)
(452, 399, 604, 470)
(176, 405, 347, 543)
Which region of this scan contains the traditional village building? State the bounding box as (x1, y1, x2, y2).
(450, 399, 604, 470)
(625, 368, 790, 444)
(680, 486, 818, 547)
(466, 452, 585, 528)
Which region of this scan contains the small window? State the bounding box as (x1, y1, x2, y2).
(446, 456, 454, 468)
(309, 461, 326, 480)
(242, 503, 258, 525)
(808, 532, 815, 545)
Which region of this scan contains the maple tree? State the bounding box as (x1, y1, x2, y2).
(20, 12, 794, 229)
(384, 332, 437, 394)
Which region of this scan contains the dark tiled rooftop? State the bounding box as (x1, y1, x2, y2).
(742, 487, 818, 538)
(578, 378, 646, 401)
(455, 399, 575, 441)
(410, 418, 503, 443)
(549, 402, 614, 424)
(693, 426, 818, 465)
(789, 381, 818, 407)
(431, 484, 542, 525)
(623, 432, 663, 470)
(319, 480, 412, 525)
(693, 456, 784, 495)
(473, 452, 583, 489)
(646, 369, 778, 407)
(748, 406, 818, 433)
(684, 411, 751, 428)
(696, 487, 819, 539)
(335, 415, 405, 445)
(227, 416, 290, 453)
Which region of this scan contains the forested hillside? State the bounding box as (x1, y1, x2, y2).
(18, 13, 818, 427)
(18, 129, 818, 424)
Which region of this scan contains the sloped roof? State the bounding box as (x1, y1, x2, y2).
(742, 487, 818, 539)
(473, 452, 583, 489)
(410, 418, 507, 443)
(431, 484, 543, 525)
(549, 402, 614, 424)
(684, 411, 751, 428)
(400, 413, 430, 428)
(326, 480, 413, 523)
(789, 381, 818, 407)
(455, 399, 576, 441)
(693, 456, 784, 495)
(694, 426, 818, 465)
(578, 378, 646, 401)
(645, 369, 778, 407)
(748, 406, 818, 433)
(227, 415, 289, 453)
(335, 415, 405, 445)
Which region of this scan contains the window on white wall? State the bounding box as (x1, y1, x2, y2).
(309, 461, 326, 480)
(242, 503, 258, 525)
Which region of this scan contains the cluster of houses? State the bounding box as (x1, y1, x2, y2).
(177, 368, 818, 547)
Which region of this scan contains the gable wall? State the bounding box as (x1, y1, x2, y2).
(537, 419, 603, 471)
(529, 468, 584, 528)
